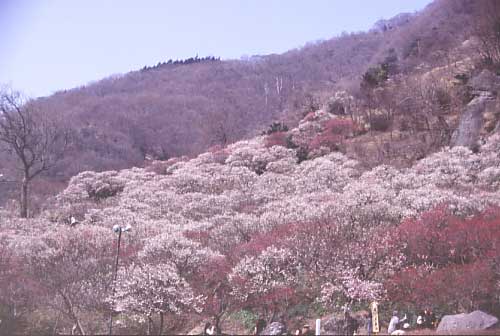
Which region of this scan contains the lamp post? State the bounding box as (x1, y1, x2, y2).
(108, 224, 131, 335)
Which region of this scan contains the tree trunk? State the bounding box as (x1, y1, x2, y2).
(52, 312, 61, 336)
(147, 316, 153, 335)
(59, 291, 85, 335)
(158, 312, 164, 336)
(20, 176, 29, 218)
(214, 315, 222, 335)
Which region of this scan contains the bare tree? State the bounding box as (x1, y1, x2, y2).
(473, 0, 500, 66)
(0, 88, 68, 217)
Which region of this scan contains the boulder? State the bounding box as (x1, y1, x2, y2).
(451, 92, 493, 148)
(469, 70, 500, 93)
(452, 70, 500, 148)
(494, 120, 500, 134)
(437, 310, 498, 332)
(260, 321, 286, 335)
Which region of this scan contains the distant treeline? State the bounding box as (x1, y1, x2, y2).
(141, 55, 221, 71)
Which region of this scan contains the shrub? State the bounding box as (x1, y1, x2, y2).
(296, 146, 309, 163)
(303, 112, 317, 122)
(435, 87, 451, 112)
(397, 206, 500, 267)
(370, 113, 391, 132)
(265, 132, 288, 148)
(308, 133, 342, 151)
(263, 122, 289, 135)
(323, 118, 356, 137)
(308, 118, 357, 151)
(86, 178, 124, 201)
(386, 261, 496, 313)
(327, 100, 346, 115)
(386, 206, 500, 313)
(232, 310, 258, 331)
(362, 66, 388, 88)
(145, 160, 172, 175)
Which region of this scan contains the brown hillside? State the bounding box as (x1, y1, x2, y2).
(0, 0, 495, 209)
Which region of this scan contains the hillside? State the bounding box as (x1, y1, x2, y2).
(0, 1, 480, 185)
(1, 0, 500, 334)
(1, 106, 499, 334)
(0, 0, 491, 211)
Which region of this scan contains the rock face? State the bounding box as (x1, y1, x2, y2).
(495, 120, 500, 133)
(452, 70, 500, 149)
(437, 310, 498, 332)
(260, 322, 286, 335)
(451, 92, 493, 148)
(469, 70, 500, 93)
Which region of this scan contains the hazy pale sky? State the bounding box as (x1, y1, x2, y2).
(1, 0, 432, 98)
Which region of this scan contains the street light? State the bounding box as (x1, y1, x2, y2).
(108, 224, 131, 335)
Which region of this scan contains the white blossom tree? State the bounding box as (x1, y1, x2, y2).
(112, 262, 202, 335)
(16, 225, 115, 335)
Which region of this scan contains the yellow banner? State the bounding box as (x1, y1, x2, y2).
(371, 301, 380, 333)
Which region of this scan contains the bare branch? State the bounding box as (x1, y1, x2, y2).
(0, 87, 69, 217)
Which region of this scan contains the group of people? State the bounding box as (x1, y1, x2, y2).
(386, 308, 437, 335)
(202, 307, 438, 335)
(292, 324, 314, 335)
(387, 311, 410, 335)
(416, 308, 437, 329)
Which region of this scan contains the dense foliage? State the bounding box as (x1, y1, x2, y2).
(1, 0, 487, 208)
(1, 0, 500, 334)
(1, 114, 498, 332)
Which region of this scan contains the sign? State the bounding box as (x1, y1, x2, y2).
(371, 301, 380, 333)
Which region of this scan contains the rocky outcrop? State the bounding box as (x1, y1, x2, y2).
(469, 70, 500, 93)
(259, 322, 287, 335)
(494, 120, 500, 133)
(437, 310, 498, 332)
(451, 92, 494, 148)
(452, 70, 500, 149)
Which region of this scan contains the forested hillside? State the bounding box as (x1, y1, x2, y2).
(0, 0, 484, 209)
(1, 0, 500, 334)
(1, 110, 499, 334)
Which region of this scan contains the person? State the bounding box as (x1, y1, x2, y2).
(390, 322, 410, 335)
(421, 308, 435, 329)
(301, 324, 314, 336)
(365, 311, 373, 336)
(344, 311, 359, 336)
(427, 309, 437, 329)
(254, 319, 266, 335)
(388, 311, 407, 335)
(416, 311, 424, 329)
(203, 322, 215, 335)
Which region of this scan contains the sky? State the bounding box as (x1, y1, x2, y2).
(1, 0, 432, 98)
